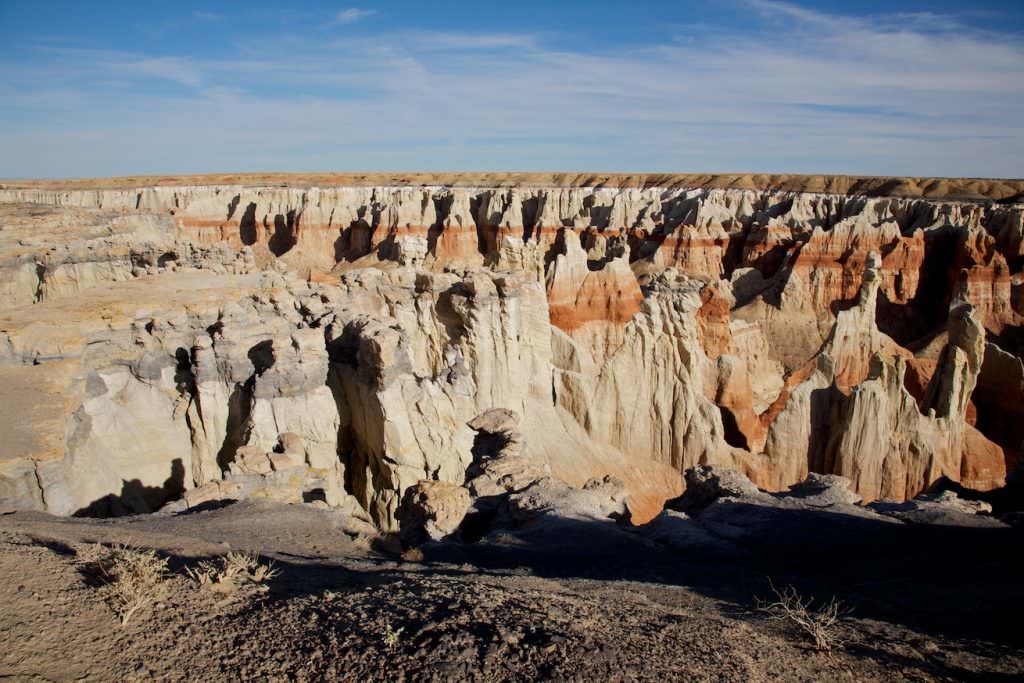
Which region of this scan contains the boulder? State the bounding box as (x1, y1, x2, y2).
(670, 466, 766, 512)
(869, 490, 1004, 528)
(505, 476, 628, 524)
(785, 473, 862, 506)
(397, 480, 472, 547)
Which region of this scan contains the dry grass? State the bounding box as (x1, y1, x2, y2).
(757, 582, 850, 653)
(185, 551, 279, 594)
(73, 542, 112, 567)
(75, 543, 169, 626)
(382, 622, 405, 649)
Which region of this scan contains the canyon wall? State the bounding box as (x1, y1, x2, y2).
(1, 177, 1022, 527)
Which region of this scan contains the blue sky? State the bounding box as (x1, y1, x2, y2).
(1, 1, 1022, 178)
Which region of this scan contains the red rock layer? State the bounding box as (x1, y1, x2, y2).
(545, 231, 642, 334)
(546, 270, 642, 332)
(645, 226, 733, 279)
(953, 230, 1020, 334)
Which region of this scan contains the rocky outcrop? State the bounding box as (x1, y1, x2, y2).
(464, 409, 550, 498)
(817, 300, 1004, 501)
(545, 229, 642, 363)
(670, 464, 768, 512)
(644, 466, 1006, 559)
(0, 264, 347, 516)
(397, 480, 472, 547)
(817, 251, 910, 391)
(869, 489, 1001, 526)
(973, 343, 1024, 468)
(505, 475, 629, 524)
(1, 175, 1022, 529)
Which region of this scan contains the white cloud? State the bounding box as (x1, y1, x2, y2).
(398, 32, 536, 51)
(331, 8, 376, 26)
(2, 2, 1022, 177)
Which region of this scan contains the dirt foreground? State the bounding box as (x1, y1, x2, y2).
(1, 500, 1021, 682)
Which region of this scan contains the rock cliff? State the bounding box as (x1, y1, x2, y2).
(1, 174, 1021, 528)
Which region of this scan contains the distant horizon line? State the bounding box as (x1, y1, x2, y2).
(4, 170, 1024, 183)
(3, 171, 1022, 202)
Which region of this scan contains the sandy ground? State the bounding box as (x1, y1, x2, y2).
(2, 172, 1022, 201)
(1, 500, 1021, 682)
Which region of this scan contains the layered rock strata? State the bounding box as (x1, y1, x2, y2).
(1, 175, 1022, 529)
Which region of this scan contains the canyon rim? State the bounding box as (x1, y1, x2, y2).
(1, 173, 1022, 525)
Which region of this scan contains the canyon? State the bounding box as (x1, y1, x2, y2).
(1, 173, 1023, 532)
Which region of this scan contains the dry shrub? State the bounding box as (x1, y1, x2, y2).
(73, 542, 112, 568)
(186, 551, 279, 595)
(382, 621, 405, 649)
(75, 543, 169, 626)
(757, 582, 850, 653)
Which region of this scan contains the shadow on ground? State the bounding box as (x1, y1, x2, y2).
(412, 502, 1024, 647)
(6, 497, 1023, 680)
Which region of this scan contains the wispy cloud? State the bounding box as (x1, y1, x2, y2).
(122, 56, 203, 87)
(1, 1, 1022, 177)
(748, 0, 969, 35)
(392, 32, 536, 51)
(330, 8, 376, 26)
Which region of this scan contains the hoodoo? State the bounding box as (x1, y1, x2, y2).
(1, 173, 1022, 526)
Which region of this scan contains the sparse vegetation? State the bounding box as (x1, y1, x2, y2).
(185, 551, 279, 594)
(72, 541, 112, 568)
(757, 582, 849, 653)
(382, 622, 405, 649)
(75, 543, 169, 626)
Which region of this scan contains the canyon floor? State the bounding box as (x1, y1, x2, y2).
(1, 500, 1022, 682)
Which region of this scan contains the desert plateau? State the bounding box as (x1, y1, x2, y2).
(3, 0, 1024, 679)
